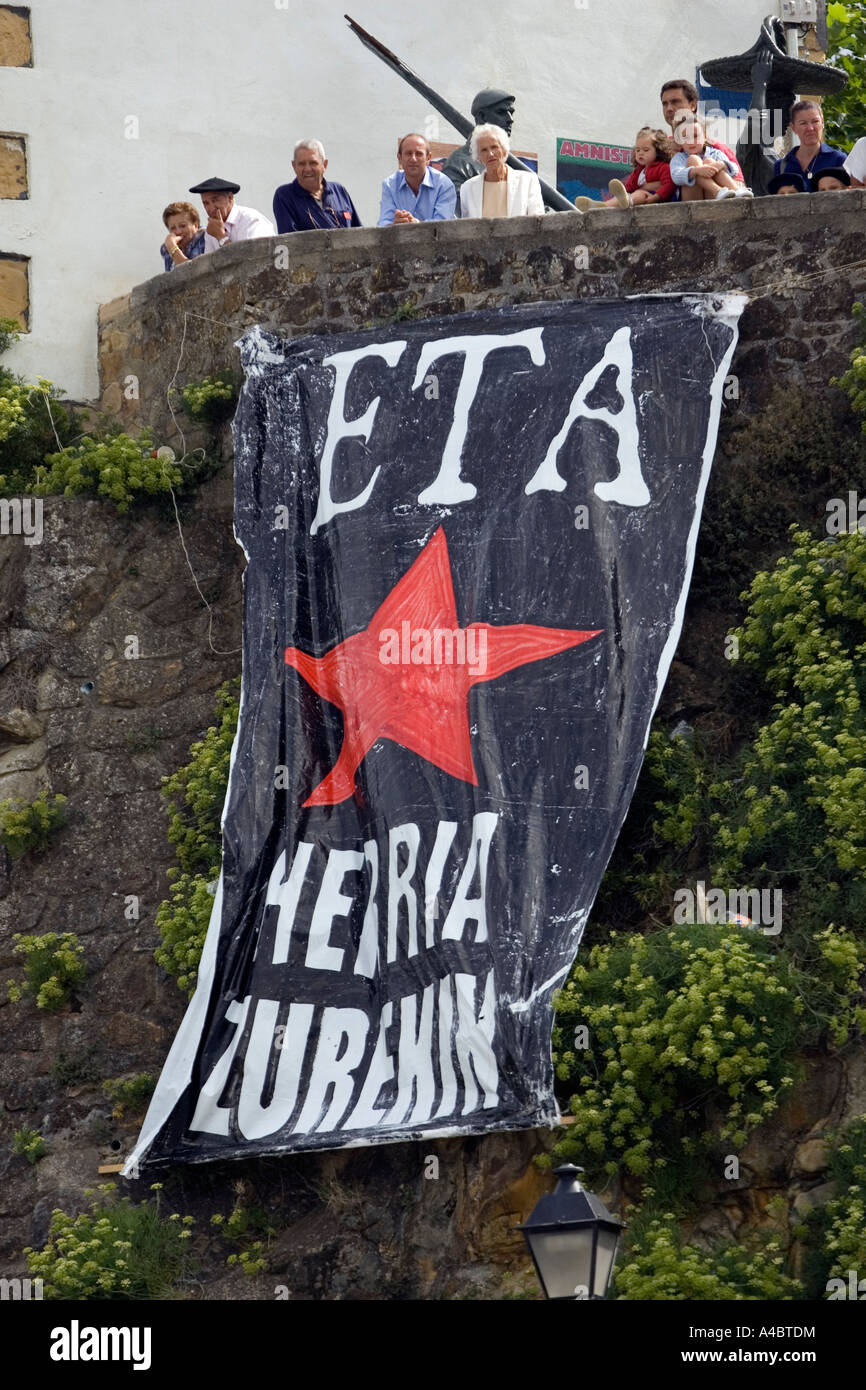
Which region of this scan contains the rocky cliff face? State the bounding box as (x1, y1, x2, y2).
(2, 454, 864, 1299)
(2, 203, 865, 1298)
(0, 474, 559, 1298)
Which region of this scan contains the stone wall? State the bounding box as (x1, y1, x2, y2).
(98, 194, 866, 450)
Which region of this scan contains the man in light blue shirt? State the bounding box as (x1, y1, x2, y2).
(378, 133, 457, 225)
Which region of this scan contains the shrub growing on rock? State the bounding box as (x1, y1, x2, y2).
(7, 931, 85, 1011)
(0, 792, 67, 858)
(24, 1183, 196, 1299)
(613, 1212, 802, 1300)
(155, 680, 239, 994)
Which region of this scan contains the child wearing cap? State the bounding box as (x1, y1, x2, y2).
(161, 202, 207, 271)
(813, 168, 852, 192)
(767, 172, 807, 195)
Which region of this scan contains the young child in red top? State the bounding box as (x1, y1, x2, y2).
(575, 128, 674, 212)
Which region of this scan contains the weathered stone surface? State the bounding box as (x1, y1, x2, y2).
(740, 1058, 845, 1181)
(0, 707, 44, 742)
(792, 1138, 832, 1176)
(792, 1180, 840, 1219)
(98, 196, 866, 445)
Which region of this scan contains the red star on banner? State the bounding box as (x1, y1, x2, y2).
(285, 527, 602, 806)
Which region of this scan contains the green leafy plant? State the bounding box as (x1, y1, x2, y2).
(13, 1126, 46, 1165)
(0, 792, 67, 858)
(7, 931, 85, 1011)
(0, 374, 76, 495)
(711, 529, 866, 887)
(822, 3, 866, 150)
(822, 1119, 866, 1287)
(832, 301, 866, 426)
(102, 1073, 156, 1121)
(29, 429, 186, 512)
(799, 925, 866, 1048)
(210, 1203, 273, 1276)
(551, 924, 800, 1184)
(180, 373, 238, 424)
(154, 873, 215, 996)
(0, 315, 21, 356)
(612, 1211, 802, 1300)
(162, 680, 239, 876)
(0, 377, 52, 443)
(154, 680, 239, 994)
(797, 1118, 866, 1297)
(24, 1182, 196, 1299)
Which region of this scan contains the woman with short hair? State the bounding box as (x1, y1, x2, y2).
(459, 123, 544, 219)
(772, 101, 846, 190)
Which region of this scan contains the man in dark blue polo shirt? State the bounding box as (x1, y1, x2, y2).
(273, 140, 362, 232)
(772, 101, 846, 190)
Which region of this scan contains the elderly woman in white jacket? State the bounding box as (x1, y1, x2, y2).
(459, 123, 545, 219)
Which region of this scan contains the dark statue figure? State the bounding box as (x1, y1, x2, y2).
(700, 14, 847, 196)
(440, 89, 516, 196)
(345, 16, 575, 211)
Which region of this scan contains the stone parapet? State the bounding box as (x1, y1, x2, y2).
(98, 194, 866, 448)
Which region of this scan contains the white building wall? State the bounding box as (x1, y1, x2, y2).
(2, 0, 773, 399)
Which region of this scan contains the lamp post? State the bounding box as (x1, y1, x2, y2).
(519, 1164, 625, 1300)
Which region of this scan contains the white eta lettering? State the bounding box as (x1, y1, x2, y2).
(441, 811, 498, 943)
(305, 848, 364, 971)
(387, 822, 421, 962)
(455, 969, 498, 1113)
(266, 842, 314, 963)
(189, 996, 252, 1136)
(353, 839, 380, 978)
(412, 329, 546, 504)
(236, 999, 315, 1140)
(385, 984, 436, 1126)
(525, 326, 650, 506)
(342, 1001, 394, 1129)
(310, 341, 407, 534)
(293, 1007, 369, 1132)
(424, 821, 458, 947)
(431, 974, 458, 1120)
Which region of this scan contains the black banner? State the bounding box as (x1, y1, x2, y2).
(126, 294, 744, 1168)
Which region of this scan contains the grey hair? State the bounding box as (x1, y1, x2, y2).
(470, 123, 510, 161)
(293, 138, 326, 162)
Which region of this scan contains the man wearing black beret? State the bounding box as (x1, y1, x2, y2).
(189, 176, 274, 251)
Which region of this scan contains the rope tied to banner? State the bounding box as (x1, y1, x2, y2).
(163, 308, 243, 656)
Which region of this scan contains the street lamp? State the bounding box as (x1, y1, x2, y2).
(519, 1164, 625, 1300)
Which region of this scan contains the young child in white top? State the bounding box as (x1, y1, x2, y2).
(670, 110, 752, 200)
